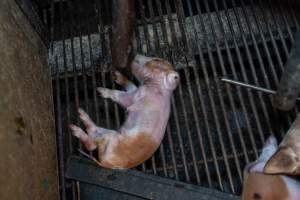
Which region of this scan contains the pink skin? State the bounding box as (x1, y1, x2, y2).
(69, 55, 180, 169)
(242, 135, 300, 200)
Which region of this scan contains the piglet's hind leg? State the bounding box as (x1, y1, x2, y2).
(78, 108, 109, 138)
(69, 124, 97, 151)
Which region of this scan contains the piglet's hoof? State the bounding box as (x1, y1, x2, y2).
(97, 87, 110, 98)
(69, 124, 83, 138)
(113, 71, 128, 86)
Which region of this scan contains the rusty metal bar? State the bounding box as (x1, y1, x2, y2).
(77, 15, 89, 115)
(239, 0, 286, 137)
(186, 3, 249, 188)
(170, 98, 191, 182)
(288, 0, 299, 30)
(192, 0, 247, 191)
(55, 56, 66, 200)
(146, 0, 162, 56)
(164, 0, 179, 48)
(245, 0, 293, 133)
(276, 0, 294, 42)
(94, 0, 111, 130)
(220, 0, 268, 145)
(176, 75, 202, 184)
(56, 4, 78, 198)
(154, 0, 171, 51)
(87, 31, 100, 125)
(174, 0, 191, 57)
(188, 2, 241, 189)
(66, 1, 81, 199)
(267, 0, 289, 56)
(139, 0, 152, 55)
(159, 0, 202, 184)
(232, 0, 279, 134)
(221, 0, 262, 157)
(214, 0, 261, 159)
(266, 0, 299, 115)
(256, 1, 285, 70)
(182, 62, 213, 187)
(143, 150, 257, 173)
(58, 0, 72, 154)
(166, 125, 179, 180)
(247, 0, 280, 85)
(50, 0, 54, 53)
(190, 0, 245, 184)
(146, 0, 170, 177)
(200, 0, 247, 191)
(176, 0, 222, 188)
(154, 0, 199, 182)
(230, 1, 273, 141)
(294, 1, 300, 29)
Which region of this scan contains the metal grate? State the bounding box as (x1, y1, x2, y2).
(45, 0, 300, 199)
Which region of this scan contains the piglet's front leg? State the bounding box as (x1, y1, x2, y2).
(97, 87, 134, 108)
(113, 71, 137, 92)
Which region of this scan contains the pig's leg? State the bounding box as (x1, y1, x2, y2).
(114, 71, 137, 92)
(78, 108, 111, 138)
(247, 135, 278, 173)
(69, 124, 97, 151)
(97, 87, 134, 108)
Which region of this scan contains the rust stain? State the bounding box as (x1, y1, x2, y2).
(15, 116, 26, 135)
(15, 116, 26, 128)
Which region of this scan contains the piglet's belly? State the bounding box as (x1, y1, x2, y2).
(121, 110, 162, 131)
(98, 132, 159, 169)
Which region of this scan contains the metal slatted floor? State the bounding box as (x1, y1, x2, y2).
(46, 0, 300, 199)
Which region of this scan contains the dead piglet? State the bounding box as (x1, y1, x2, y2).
(69, 55, 180, 169)
(242, 136, 300, 200)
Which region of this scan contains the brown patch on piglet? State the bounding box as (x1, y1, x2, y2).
(145, 59, 173, 72)
(96, 132, 158, 169)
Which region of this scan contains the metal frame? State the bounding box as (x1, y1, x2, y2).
(48, 0, 300, 199)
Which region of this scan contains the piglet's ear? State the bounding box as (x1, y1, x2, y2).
(248, 161, 266, 173)
(258, 135, 278, 162)
(243, 136, 278, 177)
(264, 147, 299, 175)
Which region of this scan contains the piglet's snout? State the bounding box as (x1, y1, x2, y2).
(168, 72, 179, 81)
(164, 71, 180, 90)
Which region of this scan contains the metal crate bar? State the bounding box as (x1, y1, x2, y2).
(48, 0, 300, 199)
